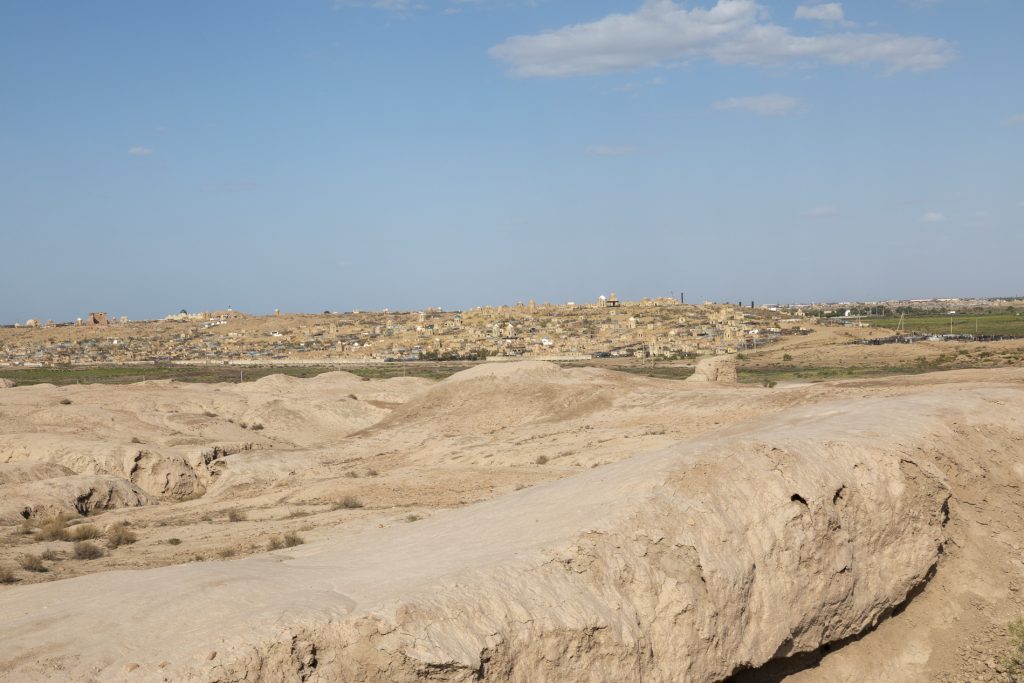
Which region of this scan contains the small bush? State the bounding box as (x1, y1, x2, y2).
(762, 380, 778, 389)
(1006, 617, 1024, 681)
(227, 509, 246, 522)
(333, 496, 363, 510)
(535, 455, 549, 465)
(405, 514, 422, 523)
(130, 436, 143, 444)
(67, 524, 100, 541)
(204, 411, 218, 418)
(343, 471, 359, 479)
(250, 423, 264, 431)
(73, 541, 104, 560)
(167, 538, 182, 546)
(783, 353, 793, 362)
(267, 532, 304, 551)
(40, 549, 62, 561)
(286, 510, 310, 519)
(0, 567, 17, 584)
(366, 468, 379, 477)
(35, 514, 69, 542)
(106, 523, 137, 549)
(59, 398, 72, 405)
(217, 548, 236, 559)
(18, 554, 47, 573)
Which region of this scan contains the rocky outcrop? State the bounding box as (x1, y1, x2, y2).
(0, 385, 994, 683)
(126, 449, 203, 499)
(1, 474, 152, 522)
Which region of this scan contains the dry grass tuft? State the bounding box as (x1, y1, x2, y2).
(267, 532, 304, 551)
(106, 523, 137, 549)
(0, 566, 17, 584)
(217, 548, 236, 559)
(167, 538, 182, 545)
(72, 541, 103, 560)
(35, 514, 70, 542)
(535, 455, 550, 465)
(332, 496, 364, 510)
(227, 509, 247, 523)
(40, 549, 62, 562)
(67, 524, 100, 541)
(18, 554, 47, 573)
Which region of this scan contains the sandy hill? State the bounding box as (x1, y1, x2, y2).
(0, 364, 1023, 682)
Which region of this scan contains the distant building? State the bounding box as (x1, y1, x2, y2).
(86, 312, 109, 326)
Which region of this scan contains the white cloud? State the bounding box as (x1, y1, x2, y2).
(585, 145, 639, 157)
(921, 211, 946, 223)
(804, 205, 838, 217)
(714, 93, 800, 116)
(128, 147, 153, 156)
(335, 0, 420, 10)
(795, 3, 848, 24)
(490, 0, 954, 77)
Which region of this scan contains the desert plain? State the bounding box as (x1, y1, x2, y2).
(1, 328, 1023, 682)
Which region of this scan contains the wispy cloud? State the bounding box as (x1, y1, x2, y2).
(921, 211, 946, 223)
(490, 0, 954, 77)
(795, 3, 851, 26)
(714, 94, 801, 116)
(128, 147, 153, 156)
(585, 145, 639, 157)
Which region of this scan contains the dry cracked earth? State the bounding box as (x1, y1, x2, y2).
(1, 360, 1023, 682)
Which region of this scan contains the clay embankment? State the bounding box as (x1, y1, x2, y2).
(3, 385, 1012, 682)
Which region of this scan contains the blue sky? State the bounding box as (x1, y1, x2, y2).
(1, 0, 1022, 322)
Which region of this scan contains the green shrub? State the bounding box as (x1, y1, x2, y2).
(1006, 617, 1024, 681)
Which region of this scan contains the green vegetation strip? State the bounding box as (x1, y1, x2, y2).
(0, 363, 467, 386)
(870, 313, 1024, 336)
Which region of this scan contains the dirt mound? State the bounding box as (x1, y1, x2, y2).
(0, 378, 14, 389)
(373, 362, 636, 437)
(687, 355, 737, 383)
(3, 384, 1012, 682)
(0, 462, 75, 487)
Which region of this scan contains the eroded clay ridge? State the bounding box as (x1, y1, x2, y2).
(3, 384, 1021, 682)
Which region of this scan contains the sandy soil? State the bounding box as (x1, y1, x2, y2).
(1, 359, 1023, 681)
